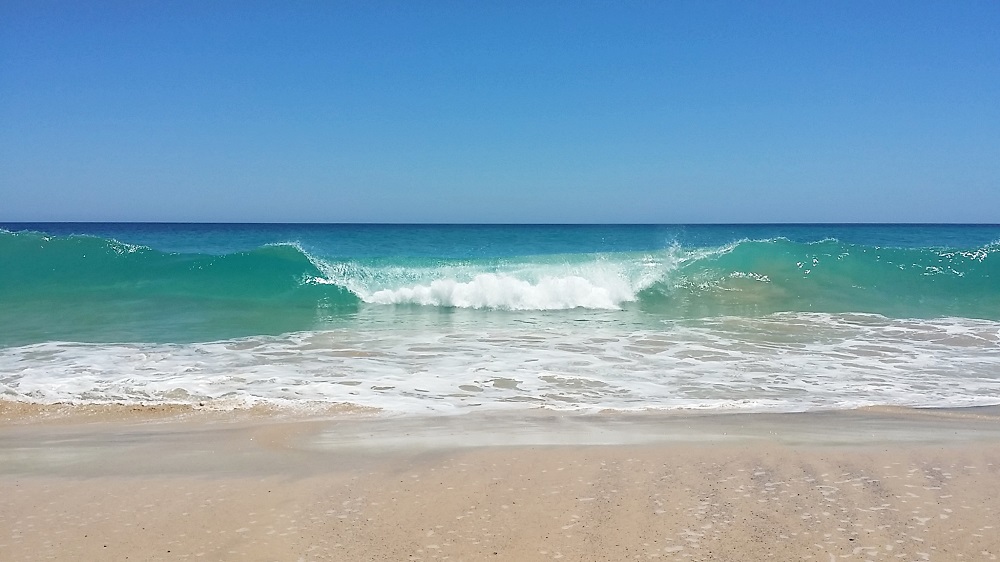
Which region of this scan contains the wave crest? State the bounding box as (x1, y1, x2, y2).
(308, 251, 676, 311)
(367, 273, 626, 309)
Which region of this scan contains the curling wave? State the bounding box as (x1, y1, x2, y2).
(2, 230, 999, 346)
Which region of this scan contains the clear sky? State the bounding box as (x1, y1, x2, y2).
(2, 1, 998, 223)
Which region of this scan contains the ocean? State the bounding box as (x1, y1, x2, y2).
(1, 223, 999, 414)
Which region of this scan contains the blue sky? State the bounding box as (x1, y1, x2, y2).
(2, 1, 998, 223)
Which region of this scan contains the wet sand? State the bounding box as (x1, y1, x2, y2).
(2, 405, 1000, 561)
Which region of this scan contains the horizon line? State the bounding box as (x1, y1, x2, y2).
(2, 221, 999, 227)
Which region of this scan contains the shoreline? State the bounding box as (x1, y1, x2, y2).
(3, 399, 1000, 440)
(5, 398, 1000, 422)
(3, 405, 1000, 560)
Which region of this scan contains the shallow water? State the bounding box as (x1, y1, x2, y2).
(2, 223, 999, 413)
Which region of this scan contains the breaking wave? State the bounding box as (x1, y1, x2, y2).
(2, 230, 999, 345)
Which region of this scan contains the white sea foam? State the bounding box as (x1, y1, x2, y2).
(2, 313, 999, 414)
(365, 273, 629, 309)
(307, 251, 675, 310)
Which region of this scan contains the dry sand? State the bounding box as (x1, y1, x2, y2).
(2, 405, 1000, 561)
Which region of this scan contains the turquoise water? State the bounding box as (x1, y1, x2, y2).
(2, 223, 999, 413)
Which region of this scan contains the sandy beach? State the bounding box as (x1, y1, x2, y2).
(2, 405, 1000, 561)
